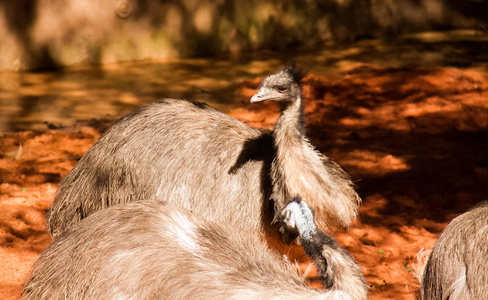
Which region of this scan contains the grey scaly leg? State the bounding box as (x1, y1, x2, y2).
(280, 197, 368, 298)
(280, 198, 317, 241)
(280, 197, 335, 288)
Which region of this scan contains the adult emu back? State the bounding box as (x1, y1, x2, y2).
(47, 65, 360, 239)
(24, 199, 368, 299)
(421, 201, 488, 299)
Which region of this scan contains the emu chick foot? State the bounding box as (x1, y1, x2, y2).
(280, 198, 318, 241)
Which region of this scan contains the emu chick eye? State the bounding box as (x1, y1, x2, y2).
(277, 87, 287, 93)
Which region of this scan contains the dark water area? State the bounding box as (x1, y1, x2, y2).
(1, 30, 488, 133)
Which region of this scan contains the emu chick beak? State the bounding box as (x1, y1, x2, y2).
(250, 89, 268, 103)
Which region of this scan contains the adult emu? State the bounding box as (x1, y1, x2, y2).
(420, 201, 488, 300)
(24, 199, 368, 299)
(47, 65, 360, 239)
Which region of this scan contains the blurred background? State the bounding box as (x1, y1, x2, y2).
(1, 0, 487, 132)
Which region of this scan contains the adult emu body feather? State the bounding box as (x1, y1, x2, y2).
(421, 201, 488, 300)
(47, 65, 360, 239)
(24, 200, 368, 300)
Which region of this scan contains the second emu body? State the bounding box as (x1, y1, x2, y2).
(420, 201, 488, 300)
(24, 199, 368, 300)
(47, 65, 360, 239)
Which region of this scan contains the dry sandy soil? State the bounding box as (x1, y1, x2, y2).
(1, 65, 488, 299)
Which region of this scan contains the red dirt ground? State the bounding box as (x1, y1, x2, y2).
(1, 66, 488, 299)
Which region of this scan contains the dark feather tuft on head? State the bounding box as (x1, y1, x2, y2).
(282, 63, 308, 84)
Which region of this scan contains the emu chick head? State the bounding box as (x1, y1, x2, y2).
(251, 64, 306, 103)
